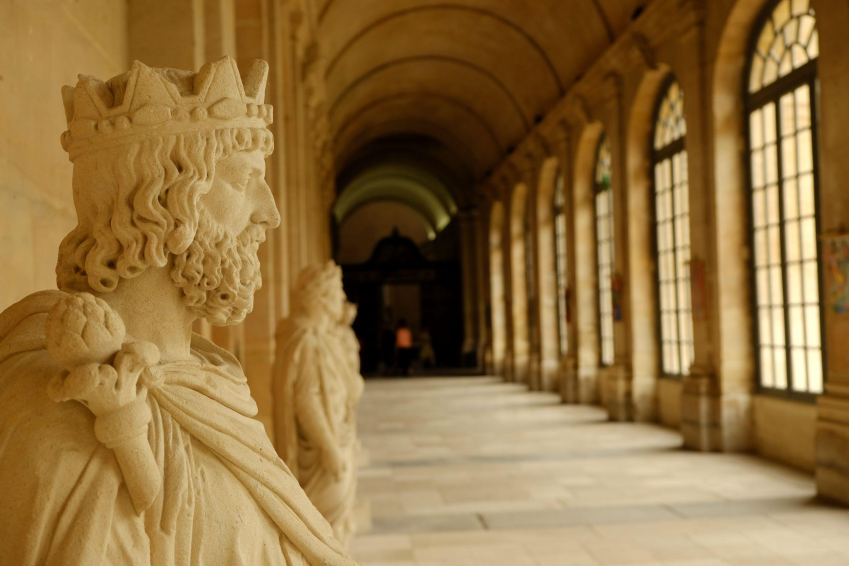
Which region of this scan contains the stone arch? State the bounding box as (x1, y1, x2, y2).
(568, 121, 605, 403)
(489, 201, 508, 377)
(510, 182, 530, 384)
(711, 0, 773, 449)
(626, 64, 674, 421)
(535, 156, 563, 392)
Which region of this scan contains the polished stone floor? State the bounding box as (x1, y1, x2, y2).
(350, 377, 849, 566)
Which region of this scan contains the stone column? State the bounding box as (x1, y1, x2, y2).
(602, 74, 634, 422)
(499, 180, 516, 382)
(554, 127, 580, 401)
(675, 20, 726, 450)
(814, 1, 849, 505)
(476, 202, 491, 372)
(128, 0, 206, 70)
(570, 118, 602, 404)
(204, 0, 237, 61)
(534, 156, 563, 393)
(458, 208, 480, 367)
(263, 0, 293, 320)
(520, 157, 543, 390)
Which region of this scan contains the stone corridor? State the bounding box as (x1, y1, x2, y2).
(351, 377, 849, 566)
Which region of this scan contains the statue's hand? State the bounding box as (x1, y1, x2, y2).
(44, 292, 163, 514)
(48, 341, 161, 416)
(321, 446, 347, 481)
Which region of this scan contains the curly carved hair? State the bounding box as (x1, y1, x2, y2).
(57, 127, 273, 293)
(293, 261, 345, 317)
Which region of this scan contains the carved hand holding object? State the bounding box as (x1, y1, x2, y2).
(45, 292, 162, 513)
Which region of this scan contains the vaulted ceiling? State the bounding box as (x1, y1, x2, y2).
(319, 0, 647, 215)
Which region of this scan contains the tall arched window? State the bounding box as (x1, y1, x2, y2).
(554, 172, 568, 356)
(747, 0, 822, 394)
(595, 135, 615, 366)
(653, 79, 693, 376)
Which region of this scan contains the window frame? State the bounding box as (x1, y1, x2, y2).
(650, 75, 693, 379)
(594, 134, 615, 367)
(744, 0, 824, 402)
(553, 171, 569, 357)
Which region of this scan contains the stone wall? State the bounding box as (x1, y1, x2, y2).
(0, 0, 127, 313)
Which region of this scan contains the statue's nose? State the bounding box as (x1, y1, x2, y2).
(252, 181, 281, 229)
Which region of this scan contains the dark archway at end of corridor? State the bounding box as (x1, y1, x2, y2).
(339, 230, 464, 376)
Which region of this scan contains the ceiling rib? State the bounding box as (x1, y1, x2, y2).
(589, 0, 615, 42)
(324, 4, 564, 94)
(333, 92, 506, 155)
(328, 55, 532, 132)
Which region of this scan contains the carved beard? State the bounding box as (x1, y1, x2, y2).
(171, 213, 264, 326)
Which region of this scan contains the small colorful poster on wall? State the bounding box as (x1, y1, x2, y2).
(824, 234, 849, 315)
(611, 274, 623, 322)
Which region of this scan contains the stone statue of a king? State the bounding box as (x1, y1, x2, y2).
(0, 57, 357, 566)
(273, 262, 364, 548)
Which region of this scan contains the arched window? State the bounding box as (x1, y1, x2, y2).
(524, 199, 535, 346)
(747, 0, 822, 394)
(554, 172, 569, 356)
(653, 79, 693, 376)
(595, 135, 615, 366)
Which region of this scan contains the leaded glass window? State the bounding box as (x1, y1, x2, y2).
(554, 172, 568, 356)
(747, 0, 822, 394)
(595, 135, 615, 366)
(653, 79, 694, 376)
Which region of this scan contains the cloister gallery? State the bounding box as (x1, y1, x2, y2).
(3, 0, 849, 564)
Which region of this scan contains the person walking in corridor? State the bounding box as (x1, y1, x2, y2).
(395, 319, 413, 376)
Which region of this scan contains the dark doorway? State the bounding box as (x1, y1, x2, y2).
(341, 230, 463, 375)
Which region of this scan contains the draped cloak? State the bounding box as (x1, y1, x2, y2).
(272, 317, 361, 545)
(0, 290, 358, 566)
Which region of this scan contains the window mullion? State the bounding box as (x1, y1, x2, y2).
(774, 96, 794, 393)
(810, 76, 826, 391)
(671, 155, 682, 373)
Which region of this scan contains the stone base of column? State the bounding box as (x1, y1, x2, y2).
(600, 364, 632, 422)
(816, 384, 849, 505)
(503, 350, 514, 382)
(681, 370, 752, 452)
(462, 338, 478, 368)
(512, 352, 529, 384)
(528, 351, 541, 390)
(560, 356, 579, 403)
(540, 357, 560, 393)
(478, 340, 491, 374)
(631, 375, 658, 423)
(563, 360, 598, 404)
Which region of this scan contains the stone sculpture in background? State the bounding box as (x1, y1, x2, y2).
(0, 57, 356, 566)
(274, 261, 364, 548)
(338, 301, 364, 381)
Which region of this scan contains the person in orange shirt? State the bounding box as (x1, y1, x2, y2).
(395, 319, 413, 376)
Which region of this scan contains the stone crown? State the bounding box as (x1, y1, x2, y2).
(60, 56, 273, 161)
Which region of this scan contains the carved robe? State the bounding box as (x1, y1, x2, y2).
(0, 291, 357, 566)
(273, 317, 362, 547)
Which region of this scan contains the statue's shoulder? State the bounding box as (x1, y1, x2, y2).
(0, 289, 99, 469)
(275, 315, 320, 343)
(0, 290, 68, 348)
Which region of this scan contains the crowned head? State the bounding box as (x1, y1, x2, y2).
(293, 261, 346, 325)
(56, 57, 280, 326)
